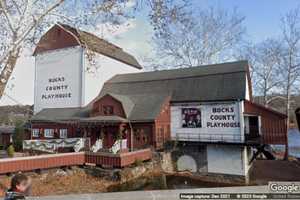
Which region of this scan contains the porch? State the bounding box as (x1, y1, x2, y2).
(23, 116, 154, 168)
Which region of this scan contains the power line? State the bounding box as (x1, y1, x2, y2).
(3, 93, 33, 114)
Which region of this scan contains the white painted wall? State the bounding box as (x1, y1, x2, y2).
(243, 146, 253, 176)
(34, 47, 84, 113)
(207, 144, 245, 176)
(171, 102, 243, 143)
(83, 53, 140, 106)
(245, 75, 251, 100)
(34, 47, 140, 113)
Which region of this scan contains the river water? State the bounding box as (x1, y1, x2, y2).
(287, 128, 300, 158)
(273, 129, 300, 158)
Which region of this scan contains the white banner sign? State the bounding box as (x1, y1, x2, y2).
(205, 104, 240, 129)
(34, 47, 84, 113)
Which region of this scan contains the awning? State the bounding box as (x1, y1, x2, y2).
(79, 116, 128, 124)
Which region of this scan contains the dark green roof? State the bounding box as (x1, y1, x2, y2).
(32, 61, 249, 122)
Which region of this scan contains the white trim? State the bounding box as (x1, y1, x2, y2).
(80, 47, 85, 106)
(59, 129, 68, 138)
(258, 116, 262, 136)
(239, 100, 245, 143)
(32, 129, 40, 137)
(44, 129, 54, 138)
(33, 53, 38, 114)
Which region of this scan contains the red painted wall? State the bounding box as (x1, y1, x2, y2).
(91, 95, 126, 118)
(0, 133, 11, 147)
(31, 123, 81, 140)
(126, 123, 154, 150)
(154, 97, 171, 149)
(244, 100, 287, 145)
(33, 25, 79, 55)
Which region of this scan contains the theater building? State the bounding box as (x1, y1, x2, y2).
(24, 24, 287, 176)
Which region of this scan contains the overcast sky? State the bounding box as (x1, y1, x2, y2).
(1, 0, 299, 106)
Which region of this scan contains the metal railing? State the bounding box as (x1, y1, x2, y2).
(172, 132, 243, 143)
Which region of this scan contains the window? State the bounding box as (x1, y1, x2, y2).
(103, 105, 114, 115)
(32, 129, 39, 137)
(59, 129, 68, 138)
(44, 129, 54, 138)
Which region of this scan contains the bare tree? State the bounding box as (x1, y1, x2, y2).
(279, 7, 300, 124)
(0, 0, 64, 98)
(277, 7, 300, 159)
(0, 0, 186, 99)
(0, 0, 141, 99)
(242, 39, 283, 106)
(148, 5, 246, 69)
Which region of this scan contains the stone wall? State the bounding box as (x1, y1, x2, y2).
(169, 143, 208, 173)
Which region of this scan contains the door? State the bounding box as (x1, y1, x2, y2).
(248, 116, 260, 138)
(103, 128, 117, 148)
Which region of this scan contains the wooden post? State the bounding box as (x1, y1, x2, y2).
(128, 121, 134, 152)
(284, 119, 289, 160)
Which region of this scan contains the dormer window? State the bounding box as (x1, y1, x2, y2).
(103, 105, 114, 115)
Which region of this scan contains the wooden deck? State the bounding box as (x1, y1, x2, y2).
(0, 149, 152, 174)
(85, 149, 152, 168)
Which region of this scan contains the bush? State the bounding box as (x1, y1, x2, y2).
(13, 120, 25, 151)
(7, 144, 15, 157)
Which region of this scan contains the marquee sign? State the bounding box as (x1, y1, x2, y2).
(171, 102, 242, 142)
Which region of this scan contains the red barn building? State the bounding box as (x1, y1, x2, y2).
(25, 24, 287, 175)
(0, 126, 14, 148)
(27, 61, 287, 174)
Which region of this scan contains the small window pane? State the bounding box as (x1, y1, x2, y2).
(59, 129, 68, 138)
(103, 105, 114, 115)
(44, 129, 54, 138)
(32, 129, 39, 137)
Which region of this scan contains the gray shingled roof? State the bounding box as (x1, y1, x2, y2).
(97, 60, 249, 120)
(31, 107, 90, 122)
(80, 115, 128, 123)
(32, 61, 249, 122)
(106, 93, 134, 118)
(0, 126, 15, 134)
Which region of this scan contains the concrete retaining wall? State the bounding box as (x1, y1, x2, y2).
(207, 144, 245, 176)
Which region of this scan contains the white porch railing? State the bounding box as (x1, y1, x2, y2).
(109, 139, 127, 154)
(90, 139, 103, 153)
(23, 138, 90, 153)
